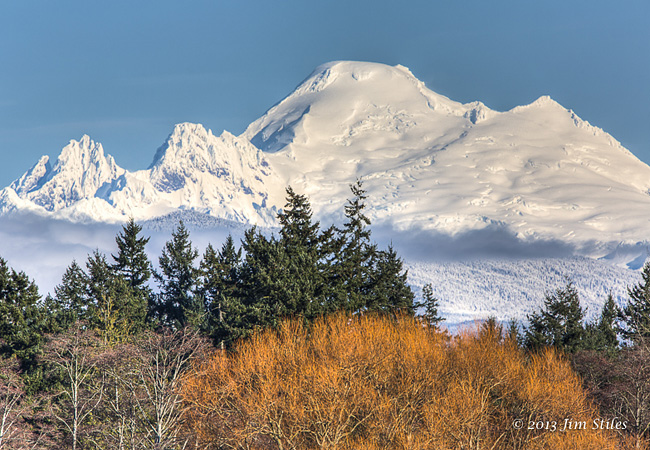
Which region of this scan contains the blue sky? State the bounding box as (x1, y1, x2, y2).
(1, 0, 648, 187)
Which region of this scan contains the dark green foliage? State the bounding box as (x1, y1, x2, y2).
(239, 227, 302, 330)
(153, 221, 201, 329)
(199, 237, 245, 349)
(506, 319, 522, 346)
(584, 293, 619, 353)
(366, 245, 414, 315)
(86, 250, 145, 336)
(112, 218, 153, 322)
(415, 283, 443, 328)
(278, 186, 322, 250)
(52, 251, 147, 338)
(237, 188, 333, 333)
(524, 281, 586, 353)
(52, 260, 91, 329)
(334, 180, 377, 313)
(0, 257, 45, 363)
(620, 261, 650, 343)
(275, 187, 330, 318)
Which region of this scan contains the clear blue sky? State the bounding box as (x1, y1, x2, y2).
(1, 0, 648, 187)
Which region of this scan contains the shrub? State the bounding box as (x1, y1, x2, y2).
(181, 313, 623, 449)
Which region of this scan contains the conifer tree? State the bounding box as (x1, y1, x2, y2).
(332, 180, 377, 313)
(277, 187, 329, 317)
(367, 245, 414, 315)
(112, 218, 153, 320)
(0, 257, 45, 363)
(154, 221, 201, 329)
(53, 260, 91, 329)
(86, 250, 144, 340)
(415, 283, 444, 328)
(480, 316, 504, 341)
(584, 293, 619, 352)
(199, 236, 245, 348)
(525, 281, 586, 353)
(278, 186, 322, 250)
(506, 319, 522, 346)
(239, 227, 292, 329)
(620, 261, 650, 343)
(238, 188, 334, 332)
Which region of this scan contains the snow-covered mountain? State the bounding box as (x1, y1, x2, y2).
(0, 123, 284, 226)
(3, 61, 650, 256)
(2, 136, 126, 222)
(245, 61, 650, 251)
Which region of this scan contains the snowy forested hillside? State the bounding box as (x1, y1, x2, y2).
(407, 257, 642, 328)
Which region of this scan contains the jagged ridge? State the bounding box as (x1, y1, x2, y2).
(0, 124, 284, 225)
(2, 61, 650, 257)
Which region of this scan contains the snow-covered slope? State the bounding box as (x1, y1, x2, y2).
(0, 124, 284, 226)
(0, 136, 126, 221)
(107, 123, 285, 225)
(3, 61, 650, 255)
(406, 257, 640, 328)
(246, 61, 650, 252)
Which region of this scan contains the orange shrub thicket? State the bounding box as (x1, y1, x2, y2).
(180, 314, 621, 450)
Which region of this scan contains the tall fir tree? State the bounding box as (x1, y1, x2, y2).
(620, 260, 650, 344)
(584, 293, 619, 352)
(154, 221, 201, 329)
(86, 250, 144, 340)
(278, 186, 322, 250)
(199, 236, 245, 349)
(332, 180, 377, 313)
(277, 187, 330, 318)
(525, 281, 586, 353)
(239, 227, 292, 330)
(52, 260, 91, 329)
(112, 218, 153, 322)
(238, 188, 335, 332)
(506, 319, 522, 347)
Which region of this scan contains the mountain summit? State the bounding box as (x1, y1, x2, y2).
(0, 125, 283, 225)
(248, 61, 650, 249)
(2, 61, 650, 254)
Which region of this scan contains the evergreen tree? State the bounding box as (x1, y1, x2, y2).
(415, 283, 444, 328)
(277, 187, 330, 318)
(86, 250, 144, 340)
(112, 218, 153, 321)
(199, 237, 245, 348)
(153, 221, 201, 329)
(332, 180, 377, 313)
(367, 245, 414, 315)
(52, 260, 91, 329)
(620, 261, 650, 343)
(239, 227, 294, 330)
(524, 281, 586, 353)
(238, 188, 335, 332)
(506, 319, 522, 346)
(0, 257, 46, 369)
(278, 186, 322, 250)
(584, 293, 619, 352)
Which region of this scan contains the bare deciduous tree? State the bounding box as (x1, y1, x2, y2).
(126, 328, 209, 449)
(0, 356, 26, 449)
(43, 323, 105, 450)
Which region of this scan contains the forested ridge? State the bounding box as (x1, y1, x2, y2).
(1, 182, 650, 449)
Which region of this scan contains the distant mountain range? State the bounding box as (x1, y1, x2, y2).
(3, 61, 650, 258)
